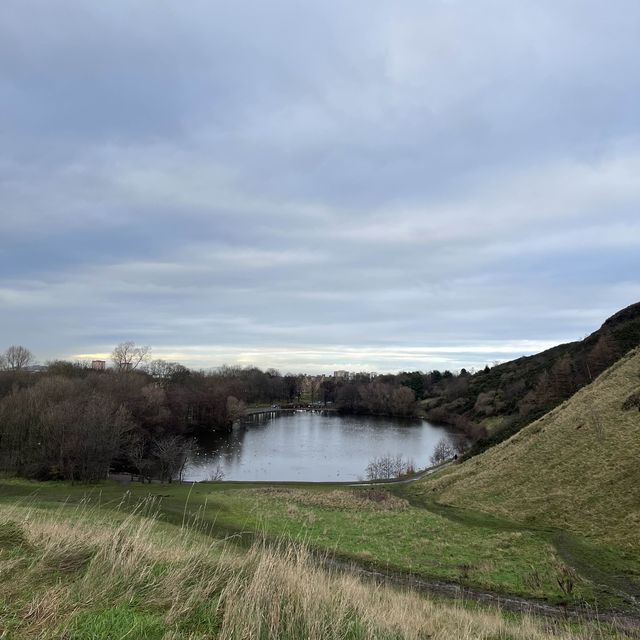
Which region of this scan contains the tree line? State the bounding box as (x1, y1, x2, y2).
(1, 343, 469, 483)
(0, 343, 299, 483)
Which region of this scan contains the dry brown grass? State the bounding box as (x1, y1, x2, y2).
(254, 487, 410, 511)
(419, 348, 640, 549)
(0, 501, 629, 639)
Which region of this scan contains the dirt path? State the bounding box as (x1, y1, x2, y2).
(323, 555, 640, 635)
(553, 530, 640, 610)
(356, 476, 640, 637)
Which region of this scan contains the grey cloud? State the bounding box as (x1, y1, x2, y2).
(1, 0, 640, 371)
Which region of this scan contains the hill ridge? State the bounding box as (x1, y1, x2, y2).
(429, 301, 640, 457)
(420, 347, 640, 549)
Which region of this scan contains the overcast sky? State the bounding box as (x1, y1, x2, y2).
(1, 1, 639, 373)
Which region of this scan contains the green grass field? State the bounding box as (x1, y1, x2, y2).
(1, 475, 636, 613)
(2, 498, 629, 640)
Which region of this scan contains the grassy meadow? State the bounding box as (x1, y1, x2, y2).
(0, 474, 637, 614)
(0, 497, 633, 640)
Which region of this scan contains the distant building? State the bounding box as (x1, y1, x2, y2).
(91, 360, 106, 371)
(24, 364, 48, 374)
(333, 370, 349, 379)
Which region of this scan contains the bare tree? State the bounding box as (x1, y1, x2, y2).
(302, 376, 322, 404)
(3, 345, 33, 370)
(207, 465, 226, 481)
(430, 438, 455, 465)
(145, 359, 188, 387)
(127, 434, 153, 483)
(152, 435, 193, 483)
(337, 381, 416, 417)
(0, 377, 132, 482)
(111, 342, 151, 371)
(226, 395, 247, 423)
(365, 454, 415, 480)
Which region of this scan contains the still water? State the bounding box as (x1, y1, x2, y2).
(183, 411, 455, 482)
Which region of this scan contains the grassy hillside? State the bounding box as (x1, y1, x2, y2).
(2, 346, 639, 636)
(1, 501, 625, 640)
(417, 348, 640, 549)
(427, 301, 640, 454)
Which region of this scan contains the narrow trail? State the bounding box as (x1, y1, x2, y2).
(321, 555, 640, 635)
(201, 461, 640, 628)
(8, 468, 639, 632)
(342, 460, 640, 638)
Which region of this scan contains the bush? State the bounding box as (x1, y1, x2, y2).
(365, 455, 415, 480)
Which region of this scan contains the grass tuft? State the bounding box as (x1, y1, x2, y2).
(0, 520, 27, 550)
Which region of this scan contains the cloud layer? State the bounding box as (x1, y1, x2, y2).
(2, 0, 639, 372)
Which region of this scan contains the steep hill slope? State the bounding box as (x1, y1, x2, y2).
(429, 301, 640, 455)
(420, 348, 640, 549)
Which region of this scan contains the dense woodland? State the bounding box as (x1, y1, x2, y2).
(1, 302, 638, 484)
(0, 348, 294, 483)
(0, 343, 426, 483)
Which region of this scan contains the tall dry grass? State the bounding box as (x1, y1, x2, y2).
(422, 348, 640, 548)
(0, 500, 629, 639)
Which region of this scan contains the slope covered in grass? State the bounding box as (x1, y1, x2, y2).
(427, 301, 640, 454)
(419, 349, 640, 549)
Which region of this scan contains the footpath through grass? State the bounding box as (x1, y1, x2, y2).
(1, 477, 637, 614)
(1, 498, 630, 640)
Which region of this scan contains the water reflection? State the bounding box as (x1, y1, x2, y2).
(184, 411, 455, 482)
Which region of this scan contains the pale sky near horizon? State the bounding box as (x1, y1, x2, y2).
(1, 1, 640, 373)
